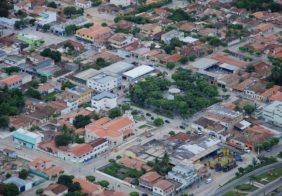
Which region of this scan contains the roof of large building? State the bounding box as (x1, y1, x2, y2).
(140, 171, 161, 183)
(123, 65, 154, 79)
(101, 61, 134, 75)
(68, 143, 93, 157)
(153, 179, 174, 190)
(92, 91, 117, 100)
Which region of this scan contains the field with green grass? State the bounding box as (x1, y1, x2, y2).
(254, 168, 282, 185)
(223, 190, 247, 196)
(235, 183, 258, 192)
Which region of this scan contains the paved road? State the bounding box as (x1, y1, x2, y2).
(213, 161, 282, 196)
(250, 177, 282, 196)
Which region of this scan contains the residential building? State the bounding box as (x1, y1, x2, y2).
(4, 177, 32, 193)
(17, 72, 32, 85)
(4, 55, 26, 66)
(75, 0, 91, 9)
(108, 33, 135, 49)
(153, 180, 175, 196)
(12, 128, 43, 149)
(85, 116, 134, 145)
(262, 101, 282, 127)
(139, 172, 162, 191)
(87, 72, 121, 92)
(167, 165, 198, 191)
(73, 178, 104, 195)
(58, 138, 109, 163)
(0, 75, 22, 89)
(91, 91, 118, 112)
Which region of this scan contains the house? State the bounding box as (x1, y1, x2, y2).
(0, 75, 22, 89)
(118, 156, 152, 171)
(85, 116, 134, 145)
(161, 30, 185, 44)
(37, 83, 55, 94)
(262, 101, 282, 127)
(87, 72, 121, 92)
(110, 0, 133, 7)
(17, 72, 32, 85)
(29, 157, 63, 179)
(91, 91, 118, 112)
(4, 177, 32, 193)
(49, 99, 79, 115)
(12, 128, 43, 149)
(254, 23, 274, 35)
(153, 179, 175, 196)
(140, 24, 162, 38)
(44, 184, 68, 196)
(139, 172, 162, 191)
(2, 148, 17, 158)
(4, 55, 26, 66)
(260, 85, 281, 102)
(76, 24, 112, 44)
(58, 138, 109, 163)
(75, 0, 91, 9)
(108, 33, 135, 49)
(167, 165, 198, 191)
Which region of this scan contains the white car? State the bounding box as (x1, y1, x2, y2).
(205, 178, 213, 184)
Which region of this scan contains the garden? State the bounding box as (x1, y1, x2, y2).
(253, 168, 282, 185)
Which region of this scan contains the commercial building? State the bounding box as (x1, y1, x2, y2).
(87, 72, 121, 92)
(91, 91, 118, 112)
(12, 128, 43, 149)
(75, 24, 112, 43)
(123, 65, 155, 82)
(58, 86, 93, 106)
(101, 61, 134, 75)
(262, 101, 282, 127)
(75, 0, 91, 9)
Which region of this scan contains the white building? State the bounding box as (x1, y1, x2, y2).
(17, 72, 32, 85)
(153, 180, 175, 196)
(123, 65, 155, 82)
(57, 138, 109, 163)
(36, 11, 57, 26)
(110, 0, 132, 7)
(75, 0, 91, 9)
(87, 72, 121, 92)
(263, 101, 282, 127)
(91, 92, 118, 112)
(167, 165, 198, 191)
(161, 30, 185, 44)
(12, 128, 43, 149)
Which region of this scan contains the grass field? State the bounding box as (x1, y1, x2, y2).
(235, 184, 258, 192)
(223, 190, 247, 196)
(254, 168, 282, 185)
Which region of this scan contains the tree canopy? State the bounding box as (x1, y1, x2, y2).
(73, 115, 91, 128)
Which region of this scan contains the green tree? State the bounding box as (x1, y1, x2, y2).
(179, 56, 188, 64)
(58, 175, 74, 188)
(91, 0, 102, 6)
(246, 65, 255, 73)
(55, 134, 72, 147)
(86, 176, 95, 182)
(65, 24, 77, 35)
(0, 183, 19, 196)
(14, 20, 26, 30)
(169, 131, 175, 136)
(95, 58, 110, 69)
(153, 118, 164, 127)
(40, 48, 61, 62)
(47, 1, 57, 8)
(130, 192, 139, 196)
(166, 62, 176, 70)
(36, 188, 44, 195)
(42, 24, 50, 32)
(98, 180, 109, 188)
(73, 115, 91, 128)
(268, 57, 282, 85)
(19, 169, 28, 179)
(109, 108, 122, 119)
(3, 67, 20, 75)
(64, 6, 77, 17)
(243, 104, 255, 114)
(0, 116, 9, 128)
(25, 88, 41, 99)
(0, 0, 10, 17)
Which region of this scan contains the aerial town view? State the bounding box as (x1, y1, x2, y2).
(0, 0, 282, 195)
